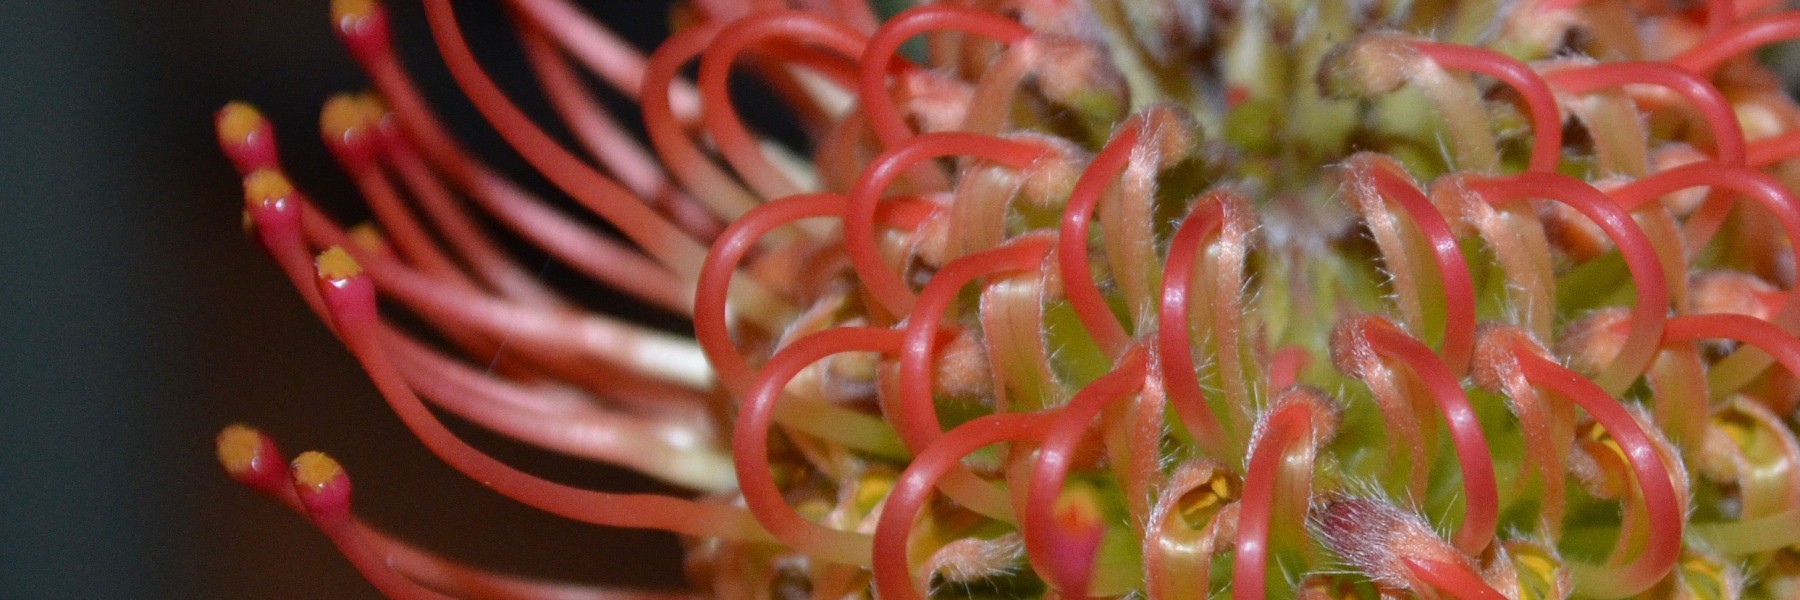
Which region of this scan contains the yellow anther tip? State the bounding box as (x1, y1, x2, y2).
(242, 169, 294, 206)
(217, 102, 267, 143)
(320, 94, 367, 139)
(332, 0, 378, 20)
(291, 451, 344, 488)
(346, 223, 385, 252)
(354, 93, 389, 117)
(315, 246, 364, 281)
(216, 424, 266, 475)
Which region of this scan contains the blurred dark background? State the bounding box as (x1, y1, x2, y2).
(0, 0, 696, 597)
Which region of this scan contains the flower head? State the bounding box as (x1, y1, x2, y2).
(217, 0, 1800, 597)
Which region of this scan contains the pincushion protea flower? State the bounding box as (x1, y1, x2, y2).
(211, 0, 1800, 597)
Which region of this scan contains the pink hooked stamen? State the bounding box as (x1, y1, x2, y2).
(1341, 317, 1500, 556)
(1748, 130, 1800, 167)
(504, 0, 698, 115)
(517, 28, 726, 243)
(335, 18, 697, 316)
(420, 0, 711, 277)
(1507, 346, 1682, 598)
(846, 133, 1051, 317)
(1232, 388, 1334, 600)
(1410, 41, 1564, 173)
(1061, 121, 1144, 356)
(238, 170, 331, 324)
(322, 98, 469, 286)
(733, 326, 903, 565)
(859, 5, 1032, 150)
(286, 451, 461, 600)
(1544, 62, 1746, 165)
(1459, 173, 1671, 394)
(699, 12, 866, 200)
(700, 193, 837, 396)
(1157, 193, 1235, 458)
(220, 426, 666, 600)
(898, 238, 1052, 451)
(872, 413, 1046, 600)
(216, 103, 279, 174)
(641, 23, 765, 225)
(308, 248, 768, 541)
(1608, 162, 1800, 327)
(1350, 155, 1478, 375)
(1672, 11, 1800, 75)
(1023, 347, 1148, 598)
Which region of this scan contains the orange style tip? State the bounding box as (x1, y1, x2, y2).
(314, 246, 364, 282)
(216, 424, 273, 477)
(242, 169, 295, 209)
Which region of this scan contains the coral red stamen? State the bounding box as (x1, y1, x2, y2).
(699, 12, 866, 200)
(1158, 194, 1235, 457)
(1459, 173, 1671, 393)
(1665, 313, 1800, 392)
(1509, 347, 1682, 598)
(845, 133, 1050, 316)
(1347, 155, 1478, 374)
(859, 5, 1031, 150)
(421, 0, 710, 277)
(872, 413, 1045, 600)
(1410, 41, 1565, 173)
(1544, 62, 1746, 165)
(697, 193, 845, 396)
(1609, 162, 1800, 327)
(898, 238, 1051, 451)
(733, 326, 902, 564)
(1342, 317, 1500, 555)
(1023, 347, 1147, 597)
(1673, 11, 1800, 75)
(310, 247, 768, 541)
(1232, 388, 1333, 600)
(1061, 121, 1143, 355)
(288, 451, 460, 600)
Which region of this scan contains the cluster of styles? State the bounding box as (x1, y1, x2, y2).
(214, 0, 1800, 597)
